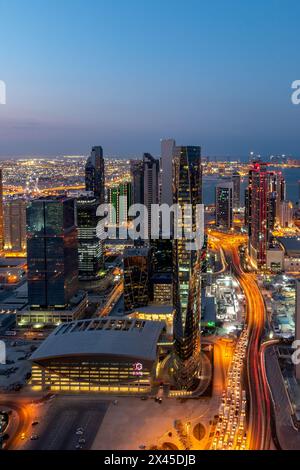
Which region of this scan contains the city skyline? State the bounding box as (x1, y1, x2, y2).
(1, 0, 300, 157)
(2, 0, 300, 458)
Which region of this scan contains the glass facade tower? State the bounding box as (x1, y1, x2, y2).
(85, 146, 105, 204)
(77, 193, 103, 279)
(173, 146, 202, 391)
(27, 196, 79, 309)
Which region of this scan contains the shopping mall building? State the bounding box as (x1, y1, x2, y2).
(30, 317, 165, 394)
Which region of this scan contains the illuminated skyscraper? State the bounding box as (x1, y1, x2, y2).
(247, 162, 276, 269)
(27, 196, 78, 309)
(215, 182, 233, 229)
(76, 192, 103, 280)
(0, 169, 4, 252)
(173, 146, 202, 390)
(107, 182, 132, 226)
(4, 197, 27, 253)
(85, 146, 105, 204)
(143, 153, 159, 241)
(123, 247, 152, 312)
(130, 160, 144, 206)
(232, 172, 241, 209)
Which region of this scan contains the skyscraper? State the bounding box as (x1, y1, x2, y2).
(160, 139, 176, 207)
(130, 159, 144, 206)
(4, 197, 27, 253)
(85, 146, 105, 204)
(173, 146, 202, 391)
(76, 192, 103, 280)
(247, 162, 275, 269)
(232, 172, 241, 209)
(107, 182, 132, 226)
(123, 247, 152, 312)
(0, 169, 4, 252)
(27, 196, 78, 308)
(215, 182, 233, 230)
(143, 153, 159, 241)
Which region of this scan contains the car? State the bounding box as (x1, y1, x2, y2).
(76, 430, 84, 436)
(30, 435, 39, 440)
(78, 438, 86, 444)
(32, 421, 39, 427)
(21, 432, 26, 440)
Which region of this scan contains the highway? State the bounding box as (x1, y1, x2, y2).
(96, 280, 123, 317)
(0, 397, 37, 450)
(209, 230, 271, 450)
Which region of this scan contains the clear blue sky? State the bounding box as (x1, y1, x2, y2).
(1, 0, 300, 158)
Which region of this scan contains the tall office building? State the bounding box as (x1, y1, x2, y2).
(130, 160, 144, 206)
(107, 182, 132, 226)
(173, 146, 202, 390)
(160, 139, 176, 207)
(123, 247, 152, 312)
(76, 192, 103, 280)
(27, 196, 78, 309)
(215, 182, 233, 229)
(247, 162, 276, 269)
(4, 198, 27, 253)
(232, 172, 241, 209)
(85, 146, 105, 204)
(143, 153, 159, 241)
(270, 171, 286, 222)
(278, 200, 294, 228)
(0, 169, 4, 252)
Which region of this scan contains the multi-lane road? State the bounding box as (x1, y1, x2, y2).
(209, 230, 272, 450)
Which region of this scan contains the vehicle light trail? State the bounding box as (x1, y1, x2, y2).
(208, 230, 271, 450)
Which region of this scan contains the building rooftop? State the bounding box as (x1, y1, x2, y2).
(30, 317, 165, 363)
(277, 237, 300, 256)
(131, 305, 174, 315)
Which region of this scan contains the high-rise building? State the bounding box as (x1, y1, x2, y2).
(4, 198, 27, 253)
(160, 139, 176, 207)
(278, 200, 294, 228)
(232, 172, 241, 209)
(76, 192, 103, 280)
(247, 162, 276, 269)
(143, 153, 159, 241)
(172, 146, 202, 390)
(244, 188, 250, 231)
(270, 171, 286, 222)
(107, 182, 132, 226)
(124, 247, 152, 312)
(27, 196, 79, 309)
(215, 182, 233, 230)
(130, 160, 144, 206)
(85, 146, 105, 204)
(0, 169, 4, 252)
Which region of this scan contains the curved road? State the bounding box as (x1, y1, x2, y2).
(209, 230, 272, 450)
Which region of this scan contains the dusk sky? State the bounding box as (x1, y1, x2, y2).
(1, 0, 300, 158)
